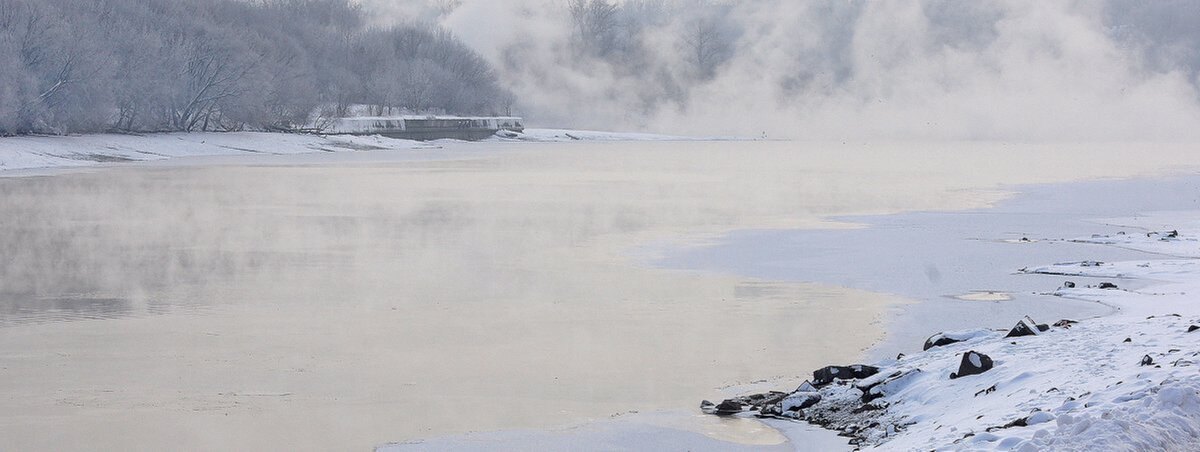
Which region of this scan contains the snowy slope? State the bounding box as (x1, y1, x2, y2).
(0, 132, 438, 172)
(724, 218, 1200, 451)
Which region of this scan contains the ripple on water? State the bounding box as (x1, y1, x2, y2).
(0, 295, 136, 326)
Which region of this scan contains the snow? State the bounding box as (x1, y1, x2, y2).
(495, 128, 747, 142)
(0, 130, 747, 174)
(0, 132, 438, 173)
(750, 219, 1200, 451)
(927, 329, 996, 349)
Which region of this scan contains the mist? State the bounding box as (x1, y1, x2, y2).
(360, 0, 1200, 141)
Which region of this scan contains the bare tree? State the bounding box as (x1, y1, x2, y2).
(681, 17, 731, 80)
(0, 0, 509, 135)
(567, 0, 619, 57)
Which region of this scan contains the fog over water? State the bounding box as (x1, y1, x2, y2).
(4, 142, 1200, 450)
(5, 1, 1200, 451)
(362, 0, 1200, 140)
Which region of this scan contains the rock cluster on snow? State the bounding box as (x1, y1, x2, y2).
(699, 316, 1071, 447)
(702, 227, 1200, 450)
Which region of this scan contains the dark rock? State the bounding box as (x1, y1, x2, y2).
(986, 417, 1029, 432)
(732, 391, 787, 409)
(812, 364, 879, 386)
(1099, 282, 1119, 290)
(714, 399, 744, 415)
(896, 353, 906, 360)
(1168, 230, 1180, 238)
(1006, 318, 1041, 338)
(700, 400, 716, 414)
(974, 384, 997, 397)
(781, 391, 821, 412)
(1036, 323, 1050, 332)
(1063, 281, 1076, 288)
(849, 364, 880, 380)
(851, 402, 886, 414)
(1189, 325, 1200, 333)
(1140, 355, 1154, 366)
(1053, 319, 1079, 328)
(950, 351, 994, 379)
(1124, 337, 1132, 343)
(924, 333, 964, 350)
(757, 393, 788, 417)
(794, 381, 818, 393)
(858, 369, 921, 403)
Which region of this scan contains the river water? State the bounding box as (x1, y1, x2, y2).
(1, 140, 1199, 450)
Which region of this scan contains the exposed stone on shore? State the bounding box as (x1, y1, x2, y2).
(949, 351, 994, 380)
(1006, 316, 1048, 338)
(701, 316, 1067, 447)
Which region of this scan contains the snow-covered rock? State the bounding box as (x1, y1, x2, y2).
(924, 329, 995, 350)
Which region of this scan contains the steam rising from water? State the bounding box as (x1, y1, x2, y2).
(360, 0, 1200, 140)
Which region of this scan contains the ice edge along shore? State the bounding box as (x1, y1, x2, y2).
(0, 130, 740, 174)
(712, 217, 1200, 451)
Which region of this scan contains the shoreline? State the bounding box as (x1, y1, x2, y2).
(2, 135, 1200, 448)
(675, 178, 1200, 449)
(0, 129, 744, 176)
(380, 171, 1200, 450)
(731, 216, 1200, 449)
(651, 174, 1200, 361)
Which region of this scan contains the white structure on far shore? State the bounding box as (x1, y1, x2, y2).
(326, 116, 524, 141)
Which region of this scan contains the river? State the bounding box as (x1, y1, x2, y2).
(2, 140, 1199, 450)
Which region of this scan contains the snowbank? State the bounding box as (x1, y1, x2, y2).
(717, 219, 1200, 451)
(0, 129, 746, 173)
(0, 132, 437, 172)
(495, 128, 747, 142)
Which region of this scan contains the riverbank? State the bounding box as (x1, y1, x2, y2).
(723, 216, 1200, 450)
(3, 137, 1200, 451)
(0, 129, 728, 174)
(386, 173, 1200, 451)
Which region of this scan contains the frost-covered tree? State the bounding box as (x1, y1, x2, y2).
(568, 0, 620, 57)
(0, 0, 509, 135)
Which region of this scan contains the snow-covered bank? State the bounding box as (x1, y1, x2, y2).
(496, 128, 748, 142)
(716, 217, 1200, 450)
(0, 132, 439, 172)
(0, 129, 730, 173)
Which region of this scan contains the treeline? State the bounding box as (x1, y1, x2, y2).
(0, 0, 509, 136)
(491, 0, 744, 118)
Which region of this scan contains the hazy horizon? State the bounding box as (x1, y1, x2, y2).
(364, 0, 1200, 141)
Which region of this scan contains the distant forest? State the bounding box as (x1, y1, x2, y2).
(0, 0, 509, 135)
